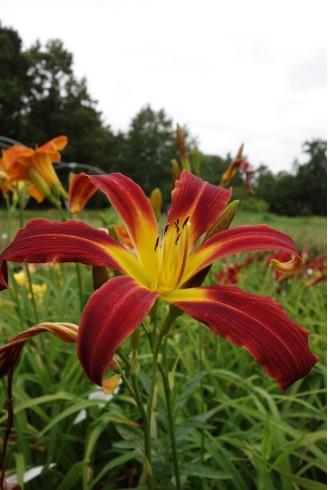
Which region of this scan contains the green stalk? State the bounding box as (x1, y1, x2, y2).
(75, 263, 84, 314)
(144, 310, 180, 489)
(17, 187, 39, 324)
(160, 336, 181, 489)
(117, 348, 153, 490)
(4, 196, 13, 246)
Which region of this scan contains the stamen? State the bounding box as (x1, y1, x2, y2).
(182, 216, 190, 228)
(175, 233, 181, 245)
(174, 220, 180, 233)
(164, 223, 169, 235)
(154, 236, 160, 251)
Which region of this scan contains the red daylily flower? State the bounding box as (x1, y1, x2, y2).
(215, 256, 254, 285)
(0, 171, 318, 391)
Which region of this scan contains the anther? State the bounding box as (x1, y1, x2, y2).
(175, 233, 181, 245)
(182, 216, 190, 228)
(164, 223, 169, 235)
(174, 220, 180, 233)
(154, 236, 160, 251)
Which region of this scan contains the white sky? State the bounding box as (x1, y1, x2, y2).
(1, 0, 327, 172)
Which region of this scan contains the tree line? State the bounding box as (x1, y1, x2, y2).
(0, 24, 326, 215)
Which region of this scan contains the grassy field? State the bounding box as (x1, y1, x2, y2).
(2, 207, 326, 251)
(0, 207, 326, 489)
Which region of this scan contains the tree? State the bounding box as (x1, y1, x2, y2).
(0, 24, 30, 139)
(22, 39, 117, 170)
(255, 141, 327, 216)
(294, 139, 327, 216)
(121, 105, 180, 201)
(0, 28, 122, 175)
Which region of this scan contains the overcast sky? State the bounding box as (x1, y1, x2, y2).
(1, 0, 327, 172)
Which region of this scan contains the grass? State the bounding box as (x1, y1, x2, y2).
(0, 206, 326, 489)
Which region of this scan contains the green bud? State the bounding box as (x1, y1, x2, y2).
(28, 167, 52, 199)
(171, 159, 181, 187)
(149, 188, 162, 219)
(130, 328, 140, 350)
(130, 352, 140, 375)
(192, 146, 200, 176)
(205, 200, 239, 240)
(176, 124, 191, 171)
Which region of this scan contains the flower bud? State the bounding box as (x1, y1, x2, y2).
(171, 159, 181, 187)
(149, 188, 162, 219)
(176, 124, 191, 171)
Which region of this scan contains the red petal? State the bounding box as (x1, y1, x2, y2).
(0, 218, 128, 290)
(77, 276, 158, 387)
(169, 285, 318, 390)
(186, 225, 302, 281)
(69, 173, 158, 265)
(168, 170, 232, 246)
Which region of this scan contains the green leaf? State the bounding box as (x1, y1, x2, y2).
(57, 461, 87, 490)
(180, 462, 232, 480)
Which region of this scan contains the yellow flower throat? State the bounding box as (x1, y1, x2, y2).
(151, 216, 191, 292)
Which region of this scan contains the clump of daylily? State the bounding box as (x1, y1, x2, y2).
(0, 170, 318, 392)
(220, 143, 255, 194)
(0, 136, 68, 207)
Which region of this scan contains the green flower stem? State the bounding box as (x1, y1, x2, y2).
(8, 268, 25, 327)
(117, 349, 154, 490)
(4, 197, 13, 246)
(24, 264, 40, 324)
(0, 367, 14, 490)
(75, 263, 84, 314)
(144, 310, 180, 489)
(160, 336, 181, 490)
(17, 188, 39, 325)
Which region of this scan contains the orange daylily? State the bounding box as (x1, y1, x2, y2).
(0, 136, 68, 203)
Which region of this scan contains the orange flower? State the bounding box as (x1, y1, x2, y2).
(0, 136, 68, 203)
